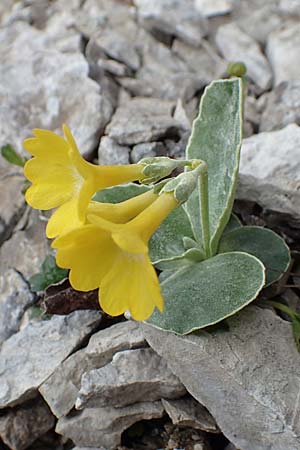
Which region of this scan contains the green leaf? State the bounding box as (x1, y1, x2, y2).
(149, 206, 195, 264)
(185, 78, 243, 256)
(148, 252, 265, 335)
(93, 183, 149, 203)
(223, 214, 242, 235)
(1, 144, 26, 167)
(218, 226, 290, 286)
(29, 254, 68, 292)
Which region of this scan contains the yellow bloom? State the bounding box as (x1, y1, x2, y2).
(52, 193, 179, 320)
(23, 125, 145, 238)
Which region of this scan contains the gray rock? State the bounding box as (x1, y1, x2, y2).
(266, 23, 300, 86)
(0, 209, 48, 280)
(56, 401, 164, 449)
(194, 0, 233, 17)
(215, 23, 272, 91)
(106, 97, 181, 145)
(0, 166, 25, 244)
(131, 142, 166, 163)
(238, 5, 281, 45)
(0, 395, 55, 450)
(162, 397, 219, 433)
(237, 124, 300, 218)
(39, 321, 146, 418)
(0, 311, 102, 408)
(96, 59, 131, 77)
(142, 306, 300, 450)
(76, 348, 186, 409)
(0, 269, 34, 345)
(98, 136, 130, 165)
(172, 39, 226, 86)
(260, 81, 300, 132)
(0, 22, 111, 158)
(279, 0, 300, 16)
(133, 0, 208, 46)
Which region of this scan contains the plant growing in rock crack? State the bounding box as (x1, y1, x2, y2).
(22, 77, 290, 335)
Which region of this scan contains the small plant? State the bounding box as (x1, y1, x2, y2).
(21, 77, 290, 335)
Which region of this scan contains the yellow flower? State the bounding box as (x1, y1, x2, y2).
(23, 125, 145, 238)
(52, 192, 179, 320)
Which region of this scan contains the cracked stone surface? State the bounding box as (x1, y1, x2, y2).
(260, 81, 300, 131)
(76, 347, 186, 409)
(142, 306, 300, 450)
(215, 22, 272, 91)
(39, 321, 146, 418)
(0, 268, 34, 345)
(56, 401, 164, 449)
(0, 395, 55, 450)
(98, 136, 130, 165)
(0, 311, 102, 408)
(237, 124, 300, 218)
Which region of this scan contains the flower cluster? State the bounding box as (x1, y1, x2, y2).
(23, 126, 198, 320)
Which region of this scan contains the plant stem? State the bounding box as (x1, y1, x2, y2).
(198, 162, 211, 259)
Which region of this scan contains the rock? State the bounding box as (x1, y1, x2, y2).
(133, 0, 208, 47)
(98, 137, 130, 165)
(162, 397, 219, 433)
(0, 22, 111, 159)
(0, 268, 34, 345)
(279, 0, 300, 16)
(0, 209, 48, 280)
(56, 401, 164, 449)
(266, 23, 300, 86)
(260, 81, 300, 132)
(215, 23, 272, 91)
(76, 348, 186, 409)
(194, 0, 233, 17)
(172, 39, 226, 87)
(142, 306, 300, 450)
(238, 5, 281, 45)
(39, 321, 146, 418)
(0, 165, 26, 244)
(0, 311, 102, 408)
(131, 142, 166, 163)
(106, 97, 181, 145)
(237, 124, 300, 218)
(0, 396, 55, 450)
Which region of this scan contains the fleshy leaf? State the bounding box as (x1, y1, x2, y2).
(29, 254, 68, 292)
(148, 252, 265, 335)
(185, 78, 243, 256)
(1, 144, 26, 167)
(218, 226, 290, 286)
(223, 214, 242, 235)
(93, 183, 149, 203)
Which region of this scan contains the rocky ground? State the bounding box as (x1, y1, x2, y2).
(0, 0, 300, 449)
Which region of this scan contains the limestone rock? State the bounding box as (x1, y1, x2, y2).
(131, 142, 166, 163)
(106, 97, 181, 145)
(39, 321, 146, 418)
(0, 22, 110, 159)
(162, 397, 219, 433)
(0, 209, 48, 280)
(98, 136, 130, 165)
(266, 23, 300, 86)
(237, 124, 300, 218)
(56, 402, 164, 449)
(260, 81, 300, 131)
(194, 0, 233, 17)
(0, 268, 34, 345)
(133, 0, 208, 47)
(0, 165, 25, 244)
(238, 5, 281, 45)
(76, 348, 186, 409)
(215, 23, 272, 91)
(279, 0, 300, 16)
(0, 311, 102, 408)
(142, 306, 300, 450)
(0, 396, 55, 450)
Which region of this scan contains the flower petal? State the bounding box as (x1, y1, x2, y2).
(112, 231, 148, 254)
(100, 253, 163, 320)
(46, 196, 83, 239)
(53, 226, 118, 291)
(25, 183, 73, 210)
(23, 130, 70, 162)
